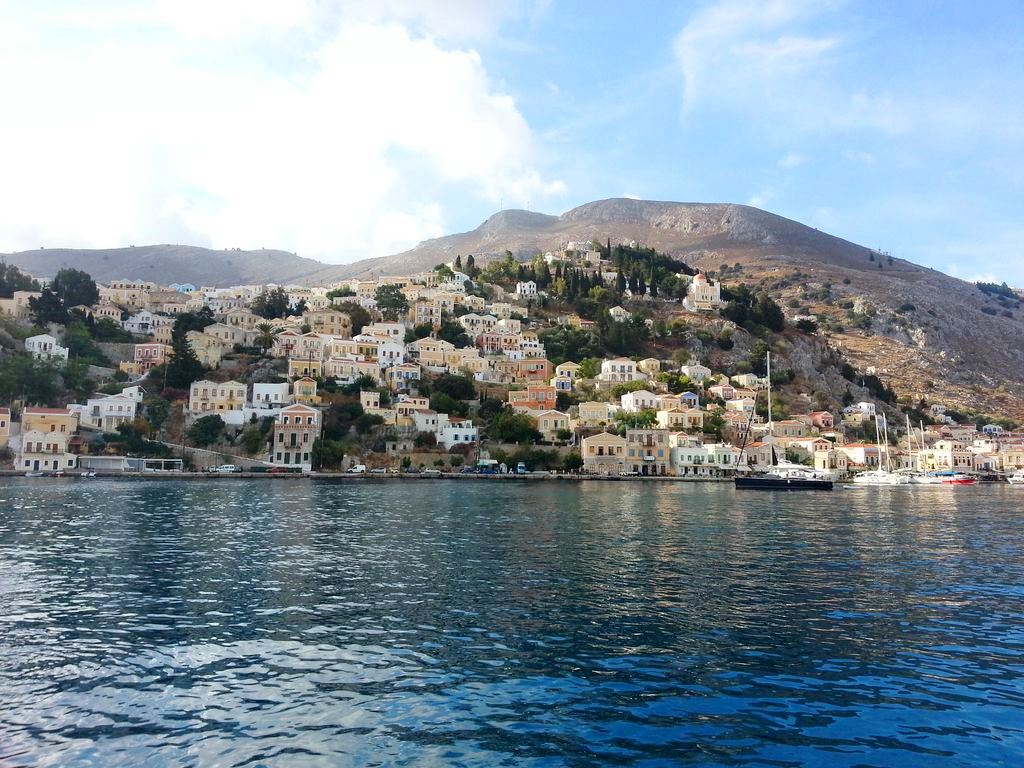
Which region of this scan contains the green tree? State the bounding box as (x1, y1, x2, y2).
(334, 300, 370, 334)
(563, 451, 584, 472)
(187, 414, 225, 447)
(374, 285, 410, 321)
(353, 412, 384, 435)
(172, 307, 215, 336)
(432, 373, 476, 400)
(430, 391, 468, 418)
(63, 320, 109, 365)
(165, 315, 206, 389)
(578, 357, 602, 379)
(254, 322, 280, 355)
(437, 317, 472, 347)
(90, 316, 133, 341)
(0, 264, 40, 298)
(251, 287, 291, 319)
(29, 288, 67, 325)
(0, 356, 62, 404)
(326, 285, 355, 300)
(490, 409, 542, 443)
(144, 396, 171, 434)
(51, 268, 99, 308)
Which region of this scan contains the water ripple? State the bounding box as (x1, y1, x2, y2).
(1, 480, 1023, 766)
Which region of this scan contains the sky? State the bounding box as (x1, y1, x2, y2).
(1, 1, 1022, 283)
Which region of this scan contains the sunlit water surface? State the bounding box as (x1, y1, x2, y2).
(1, 479, 1023, 767)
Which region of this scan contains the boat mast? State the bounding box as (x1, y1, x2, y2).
(906, 413, 914, 470)
(766, 350, 773, 437)
(881, 413, 891, 471)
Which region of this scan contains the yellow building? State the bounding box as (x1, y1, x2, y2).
(188, 380, 246, 416)
(0, 290, 42, 321)
(293, 377, 321, 406)
(186, 330, 229, 368)
(22, 407, 80, 435)
(535, 410, 571, 442)
(0, 407, 10, 448)
(303, 309, 352, 338)
(581, 432, 628, 475)
(656, 407, 704, 431)
(288, 357, 323, 380)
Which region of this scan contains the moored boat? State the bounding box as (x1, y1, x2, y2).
(735, 466, 834, 490)
(928, 471, 977, 485)
(852, 469, 911, 486)
(1006, 470, 1024, 486)
(732, 351, 833, 491)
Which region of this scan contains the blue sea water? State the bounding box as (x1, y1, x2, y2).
(1, 479, 1023, 766)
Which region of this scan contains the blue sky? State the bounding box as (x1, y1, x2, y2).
(1, 1, 1022, 284)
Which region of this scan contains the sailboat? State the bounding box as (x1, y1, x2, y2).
(734, 351, 833, 491)
(898, 417, 977, 485)
(897, 415, 941, 484)
(852, 413, 910, 485)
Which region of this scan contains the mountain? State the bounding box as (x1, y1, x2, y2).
(1, 244, 329, 287)
(310, 199, 888, 281)
(5, 198, 1022, 417)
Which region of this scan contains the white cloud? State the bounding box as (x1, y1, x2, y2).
(844, 149, 876, 164)
(0, 3, 562, 263)
(748, 186, 776, 208)
(778, 152, 806, 168)
(670, 0, 921, 139)
(674, 0, 837, 111)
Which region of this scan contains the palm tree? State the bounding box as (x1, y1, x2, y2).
(255, 323, 281, 356)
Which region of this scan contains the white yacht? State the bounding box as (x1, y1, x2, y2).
(1008, 470, 1024, 486)
(853, 469, 911, 486)
(851, 413, 909, 485)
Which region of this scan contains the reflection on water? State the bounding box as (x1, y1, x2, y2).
(1, 479, 1023, 766)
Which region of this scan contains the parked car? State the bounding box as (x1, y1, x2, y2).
(210, 464, 238, 473)
(422, 468, 442, 476)
(459, 466, 476, 474)
(369, 467, 388, 474)
(268, 466, 290, 474)
(516, 462, 528, 474)
(347, 464, 367, 473)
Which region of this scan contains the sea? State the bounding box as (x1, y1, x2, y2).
(1, 479, 1023, 767)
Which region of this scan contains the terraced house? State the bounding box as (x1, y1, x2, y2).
(270, 404, 321, 471)
(188, 380, 246, 416)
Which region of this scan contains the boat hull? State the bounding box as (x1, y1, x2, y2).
(735, 476, 833, 490)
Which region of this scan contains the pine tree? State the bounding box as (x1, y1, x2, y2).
(616, 269, 626, 293)
(454, 255, 462, 270)
(165, 326, 205, 389)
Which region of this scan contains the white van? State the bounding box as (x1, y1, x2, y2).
(347, 464, 367, 473)
(211, 464, 238, 473)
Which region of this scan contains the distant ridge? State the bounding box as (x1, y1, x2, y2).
(2, 244, 328, 287)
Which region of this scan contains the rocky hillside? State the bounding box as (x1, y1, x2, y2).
(6, 198, 1022, 417)
(329, 199, 1024, 418)
(2, 244, 329, 287)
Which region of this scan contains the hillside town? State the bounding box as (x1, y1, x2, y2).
(1, 243, 1022, 480)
